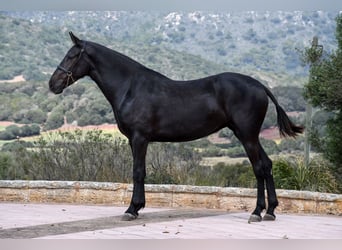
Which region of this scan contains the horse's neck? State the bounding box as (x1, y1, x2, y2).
(88, 45, 138, 107)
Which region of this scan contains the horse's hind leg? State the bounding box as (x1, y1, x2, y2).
(262, 148, 279, 220)
(233, 131, 278, 222)
(256, 142, 278, 220)
(238, 137, 266, 222)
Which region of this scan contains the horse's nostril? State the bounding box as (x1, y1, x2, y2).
(48, 77, 64, 94)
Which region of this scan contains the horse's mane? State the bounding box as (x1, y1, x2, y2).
(88, 41, 169, 80)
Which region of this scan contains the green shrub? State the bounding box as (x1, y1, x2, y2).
(0, 124, 40, 140)
(273, 156, 339, 193)
(225, 146, 246, 158)
(19, 124, 40, 137)
(24, 109, 47, 124)
(196, 162, 255, 188)
(44, 109, 64, 130)
(0, 130, 16, 140)
(1, 141, 34, 152)
(2, 128, 339, 193)
(146, 142, 202, 185)
(0, 152, 12, 179)
(201, 146, 225, 157)
(26, 130, 133, 182)
(2, 130, 204, 184)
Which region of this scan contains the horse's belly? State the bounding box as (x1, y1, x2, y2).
(151, 109, 227, 142)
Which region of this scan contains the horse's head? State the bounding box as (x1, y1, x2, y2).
(49, 32, 90, 94)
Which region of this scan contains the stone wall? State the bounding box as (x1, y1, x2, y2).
(0, 180, 341, 215)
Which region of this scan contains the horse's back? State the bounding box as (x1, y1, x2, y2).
(214, 72, 269, 107)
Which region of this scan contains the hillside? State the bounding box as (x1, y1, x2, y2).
(0, 11, 336, 131)
(0, 12, 228, 82)
(0, 11, 339, 85)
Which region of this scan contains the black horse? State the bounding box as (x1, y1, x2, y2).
(49, 32, 303, 222)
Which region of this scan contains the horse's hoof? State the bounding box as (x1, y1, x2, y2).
(248, 214, 262, 223)
(263, 213, 276, 221)
(122, 213, 138, 221)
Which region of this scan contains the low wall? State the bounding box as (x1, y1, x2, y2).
(0, 180, 341, 215)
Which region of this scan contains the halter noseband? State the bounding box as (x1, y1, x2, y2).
(57, 42, 87, 87)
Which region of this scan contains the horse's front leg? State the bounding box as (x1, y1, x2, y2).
(123, 134, 148, 221)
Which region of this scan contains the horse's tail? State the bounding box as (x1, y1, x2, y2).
(263, 86, 304, 138)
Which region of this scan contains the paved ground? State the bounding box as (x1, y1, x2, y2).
(0, 203, 341, 239)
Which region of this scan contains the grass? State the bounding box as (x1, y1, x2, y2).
(0, 125, 11, 147)
(0, 140, 11, 147)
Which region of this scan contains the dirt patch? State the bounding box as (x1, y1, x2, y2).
(260, 127, 281, 141)
(208, 128, 282, 144)
(207, 132, 230, 144)
(0, 75, 26, 83)
(58, 123, 119, 132)
(0, 121, 17, 127)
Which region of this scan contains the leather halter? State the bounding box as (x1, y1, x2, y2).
(57, 42, 86, 87)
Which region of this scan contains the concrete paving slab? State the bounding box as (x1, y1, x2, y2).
(0, 203, 161, 230)
(0, 203, 341, 239)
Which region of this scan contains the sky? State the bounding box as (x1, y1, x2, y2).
(0, 0, 342, 11)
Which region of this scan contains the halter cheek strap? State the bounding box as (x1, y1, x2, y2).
(57, 65, 72, 76)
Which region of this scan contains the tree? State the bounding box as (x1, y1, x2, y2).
(303, 14, 342, 181)
(44, 109, 64, 130)
(24, 109, 47, 124)
(19, 124, 40, 137)
(0, 124, 40, 140)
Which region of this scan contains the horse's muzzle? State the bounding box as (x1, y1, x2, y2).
(49, 78, 64, 94)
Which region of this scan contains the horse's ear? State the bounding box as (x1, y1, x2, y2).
(69, 31, 81, 46)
